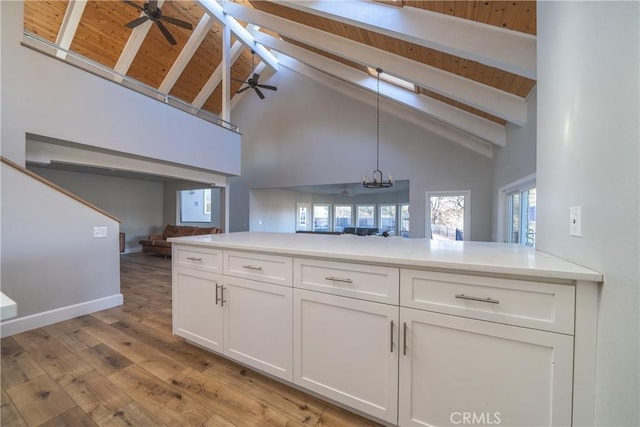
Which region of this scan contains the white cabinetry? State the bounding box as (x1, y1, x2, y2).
(294, 289, 399, 423)
(399, 269, 575, 427)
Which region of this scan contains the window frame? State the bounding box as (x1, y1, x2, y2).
(425, 190, 471, 241)
(497, 173, 536, 244)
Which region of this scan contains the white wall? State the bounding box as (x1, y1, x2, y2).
(1, 163, 122, 336)
(28, 166, 164, 252)
(537, 2, 639, 425)
(0, 1, 240, 175)
(230, 67, 493, 239)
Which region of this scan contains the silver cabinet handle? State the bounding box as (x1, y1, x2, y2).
(215, 283, 220, 305)
(242, 264, 263, 271)
(403, 322, 408, 356)
(324, 276, 353, 284)
(187, 257, 202, 261)
(390, 320, 394, 353)
(221, 286, 226, 307)
(455, 294, 500, 304)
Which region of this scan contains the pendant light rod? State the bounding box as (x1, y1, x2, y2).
(363, 67, 393, 189)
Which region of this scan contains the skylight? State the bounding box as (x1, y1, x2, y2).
(367, 67, 417, 92)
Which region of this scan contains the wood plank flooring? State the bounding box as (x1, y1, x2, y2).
(1, 253, 381, 427)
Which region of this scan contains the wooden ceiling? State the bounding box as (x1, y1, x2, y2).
(22, 0, 537, 151)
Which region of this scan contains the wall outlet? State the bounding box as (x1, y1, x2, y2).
(570, 206, 582, 237)
(93, 226, 108, 238)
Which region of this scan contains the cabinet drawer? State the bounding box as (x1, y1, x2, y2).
(173, 245, 222, 273)
(223, 250, 292, 286)
(400, 269, 575, 334)
(294, 258, 399, 304)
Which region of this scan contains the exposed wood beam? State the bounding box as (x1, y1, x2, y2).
(55, 0, 88, 60)
(273, 0, 536, 80)
(252, 31, 505, 147)
(192, 39, 245, 109)
(198, 0, 278, 71)
(114, 0, 166, 78)
(159, 13, 215, 93)
(222, 1, 526, 125)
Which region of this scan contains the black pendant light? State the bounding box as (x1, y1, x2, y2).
(363, 67, 393, 189)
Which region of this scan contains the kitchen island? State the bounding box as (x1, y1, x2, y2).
(169, 231, 602, 426)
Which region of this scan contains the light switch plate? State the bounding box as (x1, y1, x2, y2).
(93, 226, 108, 238)
(570, 206, 582, 237)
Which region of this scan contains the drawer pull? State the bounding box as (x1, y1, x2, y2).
(242, 264, 263, 271)
(186, 257, 202, 261)
(455, 294, 500, 304)
(324, 276, 353, 284)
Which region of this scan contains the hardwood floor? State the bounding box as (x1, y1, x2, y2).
(1, 253, 381, 427)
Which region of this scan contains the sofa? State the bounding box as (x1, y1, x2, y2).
(139, 224, 222, 257)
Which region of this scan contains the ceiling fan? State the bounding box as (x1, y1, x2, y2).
(122, 0, 193, 46)
(235, 50, 277, 99)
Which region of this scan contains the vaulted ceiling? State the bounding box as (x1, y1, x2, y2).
(23, 0, 537, 155)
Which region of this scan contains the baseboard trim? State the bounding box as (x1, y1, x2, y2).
(0, 293, 123, 338)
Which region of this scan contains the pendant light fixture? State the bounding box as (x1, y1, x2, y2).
(363, 67, 393, 189)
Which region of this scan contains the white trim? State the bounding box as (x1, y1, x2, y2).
(425, 190, 471, 241)
(0, 294, 123, 338)
(497, 172, 536, 243)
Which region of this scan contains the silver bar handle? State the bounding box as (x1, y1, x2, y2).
(390, 320, 394, 353)
(187, 257, 202, 261)
(455, 294, 500, 304)
(324, 276, 353, 284)
(242, 264, 263, 271)
(215, 283, 220, 305)
(403, 322, 408, 356)
(221, 286, 226, 307)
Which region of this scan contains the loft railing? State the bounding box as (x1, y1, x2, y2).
(21, 31, 239, 134)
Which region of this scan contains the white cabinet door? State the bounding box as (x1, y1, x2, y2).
(173, 267, 223, 352)
(293, 289, 399, 424)
(223, 276, 293, 381)
(399, 307, 573, 427)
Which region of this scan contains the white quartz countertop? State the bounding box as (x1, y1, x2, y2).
(169, 232, 602, 282)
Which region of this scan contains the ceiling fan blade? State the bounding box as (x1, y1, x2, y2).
(125, 16, 149, 29)
(160, 15, 193, 30)
(236, 86, 252, 94)
(155, 20, 177, 45)
(257, 84, 277, 91)
(122, 1, 145, 12)
(254, 87, 265, 99)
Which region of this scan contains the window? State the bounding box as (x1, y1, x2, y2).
(334, 205, 353, 233)
(379, 204, 397, 236)
(426, 191, 470, 241)
(400, 204, 410, 237)
(356, 205, 376, 228)
(313, 204, 331, 231)
(498, 174, 536, 247)
(296, 202, 311, 231)
(180, 188, 212, 223)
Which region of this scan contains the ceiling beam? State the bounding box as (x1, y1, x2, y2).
(198, 0, 278, 71)
(192, 39, 245, 109)
(114, 0, 166, 79)
(274, 53, 493, 158)
(222, 1, 526, 125)
(159, 13, 215, 93)
(272, 0, 536, 80)
(55, 0, 88, 60)
(252, 31, 505, 147)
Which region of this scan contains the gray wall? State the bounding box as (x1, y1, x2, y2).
(230, 66, 493, 239)
(491, 89, 537, 241)
(537, 2, 639, 425)
(28, 166, 164, 252)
